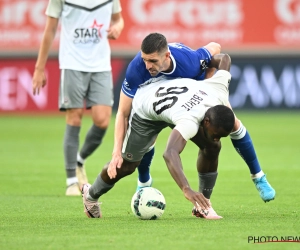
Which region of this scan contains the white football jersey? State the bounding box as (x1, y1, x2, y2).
(46, 0, 122, 72)
(132, 70, 231, 140)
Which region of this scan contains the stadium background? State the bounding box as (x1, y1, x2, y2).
(0, 0, 300, 112)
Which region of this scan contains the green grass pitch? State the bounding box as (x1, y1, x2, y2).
(0, 111, 299, 250)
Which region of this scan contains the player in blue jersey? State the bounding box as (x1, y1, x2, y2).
(110, 33, 275, 203)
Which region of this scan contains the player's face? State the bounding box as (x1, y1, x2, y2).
(203, 126, 230, 142)
(141, 51, 170, 76)
(202, 120, 230, 142)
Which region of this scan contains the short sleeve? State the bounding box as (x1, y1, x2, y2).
(121, 78, 135, 98)
(207, 70, 231, 88)
(45, 0, 63, 18)
(196, 47, 212, 61)
(194, 47, 212, 80)
(112, 0, 122, 13)
(173, 120, 199, 141)
(215, 70, 232, 80)
(121, 53, 144, 98)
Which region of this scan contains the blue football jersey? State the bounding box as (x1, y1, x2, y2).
(122, 43, 212, 98)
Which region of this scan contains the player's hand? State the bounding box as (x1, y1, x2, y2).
(107, 24, 122, 40)
(107, 152, 123, 179)
(32, 68, 47, 95)
(182, 187, 211, 210)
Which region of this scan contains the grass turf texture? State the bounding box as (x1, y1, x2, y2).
(0, 111, 299, 250)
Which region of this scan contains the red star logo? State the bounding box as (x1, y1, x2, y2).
(91, 19, 104, 38)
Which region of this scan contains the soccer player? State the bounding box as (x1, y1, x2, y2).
(32, 0, 124, 196)
(110, 33, 275, 202)
(81, 53, 235, 219)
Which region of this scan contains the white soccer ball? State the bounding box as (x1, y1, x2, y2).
(131, 187, 166, 220)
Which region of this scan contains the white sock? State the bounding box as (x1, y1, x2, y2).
(138, 175, 152, 187)
(66, 177, 78, 186)
(251, 170, 264, 179)
(77, 153, 85, 165)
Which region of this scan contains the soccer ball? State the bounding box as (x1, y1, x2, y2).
(131, 187, 166, 220)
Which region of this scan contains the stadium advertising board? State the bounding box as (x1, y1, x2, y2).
(0, 59, 58, 111)
(0, 0, 300, 54)
(0, 57, 299, 112)
(230, 57, 300, 109)
(0, 0, 59, 53)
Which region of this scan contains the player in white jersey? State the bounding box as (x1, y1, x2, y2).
(80, 53, 235, 219)
(32, 0, 124, 196)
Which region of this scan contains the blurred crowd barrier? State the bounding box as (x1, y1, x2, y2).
(0, 0, 299, 112)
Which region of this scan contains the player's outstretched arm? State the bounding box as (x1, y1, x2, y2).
(163, 129, 211, 210)
(107, 91, 133, 179)
(32, 17, 59, 95)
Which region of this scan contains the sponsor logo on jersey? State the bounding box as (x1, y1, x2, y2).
(73, 19, 103, 44)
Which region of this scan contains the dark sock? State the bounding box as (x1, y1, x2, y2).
(89, 174, 114, 199)
(137, 147, 155, 183)
(79, 124, 106, 160)
(64, 125, 80, 178)
(199, 172, 218, 199)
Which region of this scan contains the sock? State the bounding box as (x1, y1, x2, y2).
(230, 123, 262, 175)
(79, 124, 106, 160)
(89, 174, 114, 200)
(251, 170, 264, 179)
(77, 153, 84, 167)
(66, 177, 78, 186)
(137, 175, 152, 187)
(86, 192, 98, 201)
(199, 172, 218, 199)
(137, 147, 155, 183)
(64, 125, 80, 178)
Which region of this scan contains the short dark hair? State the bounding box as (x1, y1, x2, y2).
(141, 33, 168, 54)
(206, 105, 235, 132)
